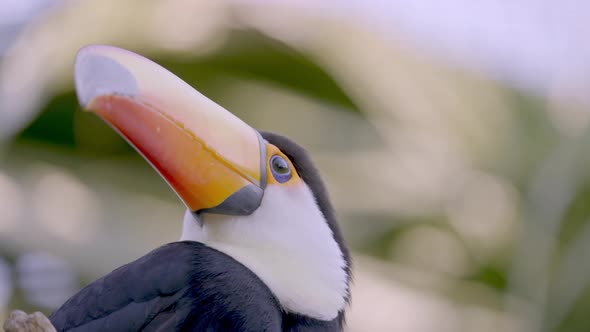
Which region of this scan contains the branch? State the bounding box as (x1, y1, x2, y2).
(3, 310, 56, 332)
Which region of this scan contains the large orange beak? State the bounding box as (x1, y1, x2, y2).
(74, 45, 266, 215)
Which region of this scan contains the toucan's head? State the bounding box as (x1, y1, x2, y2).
(74, 46, 351, 322)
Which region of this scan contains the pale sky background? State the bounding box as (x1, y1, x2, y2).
(235, 0, 589, 103)
(0, 0, 588, 100)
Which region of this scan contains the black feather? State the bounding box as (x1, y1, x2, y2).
(50, 242, 282, 332)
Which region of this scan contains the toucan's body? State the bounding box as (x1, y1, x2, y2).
(49, 242, 343, 331)
(48, 46, 351, 332)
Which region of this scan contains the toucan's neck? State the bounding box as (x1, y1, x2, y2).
(181, 210, 206, 242)
(180, 184, 349, 321)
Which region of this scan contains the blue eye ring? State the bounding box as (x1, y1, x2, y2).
(270, 155, 292, 183)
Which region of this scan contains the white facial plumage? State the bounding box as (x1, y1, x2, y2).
(180, 183, 348, 321)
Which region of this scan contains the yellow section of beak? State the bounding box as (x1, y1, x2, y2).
(75, 45, 265, 214)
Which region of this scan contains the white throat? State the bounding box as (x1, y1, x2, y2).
(180, 184, 348, 321)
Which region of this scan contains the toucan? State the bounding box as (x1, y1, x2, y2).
(47, 45, 351, 331)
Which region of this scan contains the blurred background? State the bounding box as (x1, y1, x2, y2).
(0, 0, 589, 331)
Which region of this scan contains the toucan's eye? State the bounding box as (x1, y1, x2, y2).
(270, 155, 291, 183)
